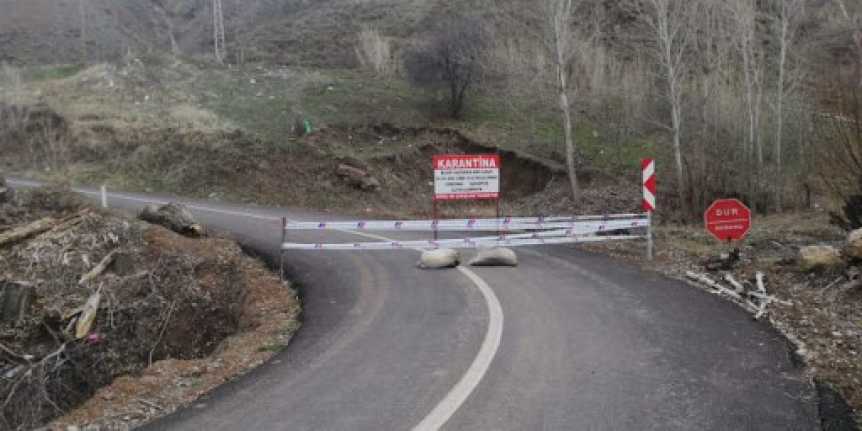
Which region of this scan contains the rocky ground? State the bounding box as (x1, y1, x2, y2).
(583, 211, 862, 429)
(0, 183, 300, 430)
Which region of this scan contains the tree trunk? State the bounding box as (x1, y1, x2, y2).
(664, 42, 687, 215)
(79, 0, 88, 62)
(671, 95, 686, 215)
(550, 0, 579, 202)
(0, 217, 57, 248)
(742, 45, 755, 161)
(775, 9, 788, 211)
(560, 89, 580, 202)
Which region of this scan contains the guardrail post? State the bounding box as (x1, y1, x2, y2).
(100, 184, 108, 209)
(646, 212, 654, 261)
(280, 217, 287, 281)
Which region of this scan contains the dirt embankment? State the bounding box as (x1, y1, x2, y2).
(0, 185, 300, 430)
(0, 104, 639, 219)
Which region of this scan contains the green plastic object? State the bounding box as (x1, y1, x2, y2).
(304, 119, 313, 135)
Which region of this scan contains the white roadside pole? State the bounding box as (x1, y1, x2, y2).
(642, 159, 656, 260)
(100, 184, 108, 209)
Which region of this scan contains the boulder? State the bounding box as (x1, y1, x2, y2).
(845, 228, 862, 260)
(469, 247, 518, 267)
(0, 280, 34, 323)
(799, 245, 843, 272)
(139, 202, 202, 236)
(417, 249, 460, 269)
(336, 164, 381, 192)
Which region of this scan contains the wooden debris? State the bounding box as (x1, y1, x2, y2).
(685, 271, 758, 313)
(0, 217, 57, 247)
(755, 272, 767, 294)
(74, 289, 102, 339)
(754, 272, 768, 320)
(746, 291, 792, 306)
(79, 250, 118, 286)
(723, 274, 745, 293)
(686, 271, 743, 300)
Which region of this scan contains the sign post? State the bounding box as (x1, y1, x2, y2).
(280, 217, 287, 281)
(433, 154, 501, 239)
(705, 199, 752, 243)
(642, 159, 656, 260)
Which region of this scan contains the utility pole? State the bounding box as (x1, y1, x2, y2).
(213, 0, 226, 64)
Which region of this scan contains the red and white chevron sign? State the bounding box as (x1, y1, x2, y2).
(642, 158, 656, 212)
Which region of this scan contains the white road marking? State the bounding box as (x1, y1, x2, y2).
(8, 178, 504, 430)
(412, 266, 503, 431)
(343, 228, 505, 430)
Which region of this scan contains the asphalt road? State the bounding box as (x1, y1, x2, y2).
(9, 180, 821, 430)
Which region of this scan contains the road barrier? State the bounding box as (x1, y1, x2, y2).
(283, 216, 649, 233)
(280, 214, 650, 261)
(282, 234, 645, 251)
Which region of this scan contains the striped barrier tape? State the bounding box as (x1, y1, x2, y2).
(281, 234, 645, 251)
(284, 215, 649, 232)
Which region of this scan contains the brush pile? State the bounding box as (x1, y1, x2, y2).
(0, 184, 246, 430)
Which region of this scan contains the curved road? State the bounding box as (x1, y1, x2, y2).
(9, 180, 820, 430)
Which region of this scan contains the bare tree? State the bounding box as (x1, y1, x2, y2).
(545, 0, 581, 201)
(629, 0, 696, 213)
(405, 17, 487, 119)
(79, 0, 88, 62)
(831, 0, 861, 86)
(151, 0, 181, 56)
(729, 0, 766, 169)
(773, 0, 806, 209)
(213, 0, 226, 63)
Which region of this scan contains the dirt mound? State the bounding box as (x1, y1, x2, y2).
(0, 104, 639, 218)
(0, 186, 249, 430)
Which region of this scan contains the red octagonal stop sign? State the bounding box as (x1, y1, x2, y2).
(704, 199, 752, 242)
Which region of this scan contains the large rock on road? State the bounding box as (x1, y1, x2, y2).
(139, 203, 202, 236)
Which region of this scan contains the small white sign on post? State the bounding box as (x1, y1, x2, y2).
(433, 154, 501, 201)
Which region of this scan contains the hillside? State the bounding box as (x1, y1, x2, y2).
(0, 0, 449, 66)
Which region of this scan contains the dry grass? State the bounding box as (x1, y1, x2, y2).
(355, 27, 398, 78)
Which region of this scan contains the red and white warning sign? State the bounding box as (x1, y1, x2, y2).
(642, 158, 656, 212)
(434, 154, 500, 201)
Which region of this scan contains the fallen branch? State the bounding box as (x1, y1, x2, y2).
(754, 272, 769, 320)
(74, 288, 102, 339)
(78, 250, 118, 286)
(685, 271, 758, 313)
(723, 274, 745, 293)
(137, 398, 164, 411)
(746, 291, 792, 306)
(0, 217, 57, 248)
(149, 300, 177, 366)
(755, 272, 767, 294)
(0, 342, 33, 363)
(686, 271, 743, 300)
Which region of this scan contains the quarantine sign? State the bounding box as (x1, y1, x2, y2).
(433, 154, 500, 201)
